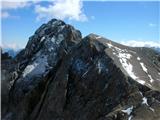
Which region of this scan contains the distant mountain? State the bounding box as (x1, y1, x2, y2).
(2, 48, 21, 57)
(121, 41, 160, 53)
(153, 47, 160, 53)
(2, 19, 160, 120)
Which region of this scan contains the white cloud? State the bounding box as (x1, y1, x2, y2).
(1, 11, 20, 19)
(149, 23, 157, 27)
(1, 42, 25, 50)
(1, 1, 88, 21)
(1, 1, 34, 19)
(121, 40, 160, 48)
(35, 0, 88, 22)
(1, 1, 31, 10)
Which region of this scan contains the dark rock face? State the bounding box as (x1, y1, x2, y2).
(2, 19, 160, 120)
(1, 51, 16, 117)
(1, 52, 12, 60)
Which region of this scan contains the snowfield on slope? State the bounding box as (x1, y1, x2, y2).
(105, 42, 158, 88)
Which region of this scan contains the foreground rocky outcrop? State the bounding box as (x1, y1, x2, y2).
(2, 19, 160, 120)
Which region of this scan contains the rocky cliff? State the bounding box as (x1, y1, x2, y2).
(2, 19, 160, 120)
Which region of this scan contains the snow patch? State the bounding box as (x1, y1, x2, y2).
(137, 57, 141, 61)
(139, 62, 154, 83)
(40, 36, 45, 42)
(118, 52, 132, 59)
(23, 55, 49, 78)
(148, 75, 154, 83)
(106, 43, 113, 48)
(106, 43, 155, 86)
(61, 25, 65, 30)
(139, 91, 143, 96)
(121, 106, 133, 115)
(95, 36, 102, 39)
(112, 46, 138, 80)
(58, 25, 65, 32)
(51, 36, 56, 43)
(97, 59, 108, 74)
(137, 79, 145, 85)
(97, 61, 102, 74)
(147, 83, 152, 87)
(48, 46, 54, 52)
(23, 64, 37, 77)
(103, 83, 109, 90)
(107, 44, 138, 81)
(118, 54, 137, 80)
(149, 107, 155, 112)
(72, 59, 88, 75)
(142, 97, 149, 106)
(140, 62, 148, 73)
(56, 34, 64, 44)
(128, 115, 133, 120)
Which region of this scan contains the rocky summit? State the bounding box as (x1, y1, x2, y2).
(1, 19, 160, 120)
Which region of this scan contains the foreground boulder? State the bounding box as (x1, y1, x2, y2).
(2, 19, 160, 120)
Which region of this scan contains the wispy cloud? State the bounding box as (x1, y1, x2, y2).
(1, 1, 33, 19)
(1, 42, 25, 50)
(1, 11, 20, 19)
(35, 0, 88, 22)
(91, 15, 95, 20)
(1, 11, 10, 19)
(149, 23, 157, 27)
(121, 40, 160, 48)
(1, 1, 32, 10)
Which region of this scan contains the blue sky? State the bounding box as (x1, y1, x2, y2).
(1, 1, 159, 49)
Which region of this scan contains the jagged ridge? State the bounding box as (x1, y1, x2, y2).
(2, 19, 160, 120)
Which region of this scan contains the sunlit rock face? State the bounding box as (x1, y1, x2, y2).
(2, 19, 160, 120)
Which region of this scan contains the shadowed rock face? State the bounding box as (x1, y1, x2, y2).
(2, 19, 160, 120)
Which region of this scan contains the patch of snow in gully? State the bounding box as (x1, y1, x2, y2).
(140, 62, 148, 73)
(142, 97, 149, 106)
(23, 55, 49, 78)
(121, 106, 133, 115)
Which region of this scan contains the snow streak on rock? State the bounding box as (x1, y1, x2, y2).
(140, 62, 148, 73)
(128, 115, 133, 120)
(139, 62, 154, 83)
(142, 97, 149, 106)
(95, 36, 102, 39)
(137, 79, 146, 85)
(121, 106, 133, 115)
(107, 43, 138, 80)
(23, 55, 49, 78)
(137, 57, 141, 61)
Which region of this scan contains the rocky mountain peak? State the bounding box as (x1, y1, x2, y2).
(2, 19, 160, 120)
(23, 19, 81, 58)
